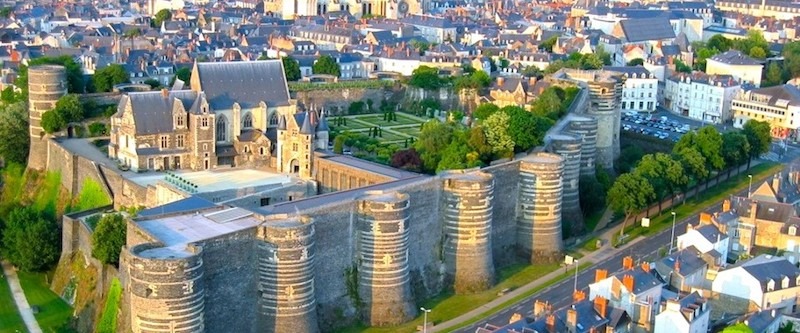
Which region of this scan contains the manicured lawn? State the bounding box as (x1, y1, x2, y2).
(16, 272, 72, 332)
(335, 262, 579, 333)
(350, 113, 424, 127)
(392, 126, 422, 137)
(0, 268, 26, 333)
(329, 118, 374, 131)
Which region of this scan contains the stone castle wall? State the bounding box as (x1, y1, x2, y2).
(28, 66, 67, 170)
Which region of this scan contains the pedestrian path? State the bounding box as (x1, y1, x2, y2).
(2, 261, 43, 333)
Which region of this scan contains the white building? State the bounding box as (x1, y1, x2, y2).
(732, 84, 800, 140)
(677, 224, 729, 266)
(706, 50, 764, 87)
(664, 72, 741, 124)
(654, 292, 710, 333)
(605, 66, 659, 112)
(589, 257, 663, 332)
(711, 255, 800, 311)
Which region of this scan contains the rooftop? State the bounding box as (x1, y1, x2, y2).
(129, 168, 294, 193)
(135, 206, 261, 248)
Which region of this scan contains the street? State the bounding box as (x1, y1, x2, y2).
(459, 148, 800, 333)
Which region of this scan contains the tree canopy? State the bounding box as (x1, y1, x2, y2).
(674, 126, 725, 172)
(312, 55, 341, 77)
(0, 102, 30, 164)
(152, 9, 172, 28)
(92, 214, 127, 265)
(2, 207, 60, 272)
(607, 172, 655, 229)
(742, 120, 772, 165)
(282, 56, 302, 81)
(93, 64, 130, 92)
(482, 111, 515, 157)
(15, 55, 85, 96)
(409, 65, 446, 90)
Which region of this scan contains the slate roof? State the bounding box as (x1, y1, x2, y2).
(657, 247, 708, 278)
(739, 255, 800, 292)
(138, 196, 217, 217)
(612, 266, 663, 294)
(746, 309, 781, 333)
(695, 224, 728, 243)
(603, 66, 652, 78)
(743, 84, 800, 108)
(121, 90, 198, 135)
(194, 60, 290, 109)
(618, 18, 675, 42)
(709, 50, 763, 66)
(731, 196, 796, 223)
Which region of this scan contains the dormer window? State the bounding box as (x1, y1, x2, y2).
(783, 276, 790, 289)
(790, 225, 797, 236)
(767, 279, 775, 291)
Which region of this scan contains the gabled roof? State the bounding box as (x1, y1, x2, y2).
(194, 60, 290, 109)
(120, 90, 198, 135)
(618, 18, 675, 42)
(709, 50, 763, 66)
(738, 255, 800, 292)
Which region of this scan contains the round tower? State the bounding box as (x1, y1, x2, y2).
(566, 115, 598, 177)
(441, 170, 495, 294)
(356, 191, 416, 326)
(27, 65, 67, 170)
(125, 243, 205, 333)
(516, 153, 565, 263)
(585, 72, 624, 170)
(549, 134, 584, 236)
(256, 214, 319, 333)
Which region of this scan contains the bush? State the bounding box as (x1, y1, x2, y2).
(41, 110, 65, 134)
(91, 214, 126, 265)
(88, 122, 108, 137)
(2, 207, 60, 272)
(74, 179, 112, 212)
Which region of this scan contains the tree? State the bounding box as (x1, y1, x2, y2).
(749, 46, 766, 59)
(436, 130, 476, 172)
(707, 35, 732, 53)
(53, 94, 84, 123)
(143, 79, 162, 89)
(409, 65, 443, 90)
(123, 27, 142, 38)
(778, 322, 796, 333)
(616, 145, 644, 174)
(482, 111, 514, 158)
(742, 119, 772, 169)
(16, 55, 85, 96)
(41, 110, 65, 134)
(312, 55, 341, 77)
(473, 103, 499, 121)
(2, 207, 60, 272)
(282, 56, 301, 81)
(467, 125, 493, 162)
(764, 62, 784, 87)
(636, 153, 687, 214)
(92, 214, 127, 265)
(539, 35, 558, 53)
(722, 324, 754, 333)
(674, 59, 692, 73)
(172, 67, 191, 85)
(390, 149, 422, 172)
(783, 41, 800, 79)
(531, 88, 563, 120)
(607, 173, 655, 238)
(93, 64, 130, 92)
(675, 147, 708, 198)
(153, 9, 172, 28)
(595, 45, 612, 65)
(503, 106, 553, 152)
(721, 132, 750, 176)
(522, 66, 542, 78)
(414, 120, 454, 173)
(579, 175, 608, 217)
(0, 102, 30, 164)
(733, 30, 769, 59)
(1, 86, 20, 104)
(626, 58, 644, 66)
(674, 127, 724, 188)
(580, 53, 604, 70)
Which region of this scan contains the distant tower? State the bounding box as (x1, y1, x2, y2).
(516, 153, 565, 263)
(27, 65, 67, 170)
(565, 115, 599, 177)
(441, 170, 495, 294)
(256, 214, 319, 333)
(548, 134, 584, 235)
(277, 111, 315, 179)
(356, 191, 417, 326)
(586, 72, 625, 169)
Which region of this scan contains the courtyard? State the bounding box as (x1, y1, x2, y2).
(330, 112, 430, 145)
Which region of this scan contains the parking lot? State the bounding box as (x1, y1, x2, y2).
(621, 111, 692, 142)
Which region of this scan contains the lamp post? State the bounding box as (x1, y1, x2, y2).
(669, 211, 677, 254)
(421, 307, 431, 333)
(748, 174, 753, 198)
(573, 259, 579, 292)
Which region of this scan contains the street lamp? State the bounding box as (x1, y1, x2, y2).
(573, 259, 579, 292)
(669, 211, 677, 254)
(421, 307, 431, 333)
(748, 174, 753, 198)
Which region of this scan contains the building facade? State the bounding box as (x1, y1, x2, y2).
(732, 84, 800, 139)
(664, 72, 740, 124)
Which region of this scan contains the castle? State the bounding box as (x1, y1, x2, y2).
(26, 61, 624, 331)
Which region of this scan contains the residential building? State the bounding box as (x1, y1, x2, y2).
(653, 292, 710, 333)
(589, 257, 663, 333)
(712, 254, 800, 311)
(477, 295, 631, 333)
(744, 309, 783, 333)
(485, 76, 542, 109)
(664, 72, 740, 124)
(654, 248, 710, 292)
(604, 66, 658, 112)
(706, 50, 764, 87)
(732, 84, 800, 139)
(716, 0, 800, 20)
(400, 15, 457, 44)
(677, 223, 729, 265)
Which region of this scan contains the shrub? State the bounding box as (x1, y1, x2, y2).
(41, 110, 65, 133)
(88, 122, 108, 137)
(2, 207, 60, 272)
(91, 214, 126, 265)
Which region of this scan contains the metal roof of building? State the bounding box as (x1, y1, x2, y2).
(194, 60, 290, 109)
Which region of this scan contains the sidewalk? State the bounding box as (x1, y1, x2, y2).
(2, 261, 43, 333)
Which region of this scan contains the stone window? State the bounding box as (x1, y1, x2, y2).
(243, 113, 253, 128)
(292, 143, 298, 151)
(160, 136, 168, 148)
(176, 115, 184, 127)
(201, 117, 209, 127)
(260, 147, 266, 155)
(216, 116, 227, 142)
(176, 135, 185, 148)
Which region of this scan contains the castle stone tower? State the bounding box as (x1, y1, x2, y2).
(586, 72, 624, 169)
(256, 215, 319, 333)
(356, 191, 416, 326)
(548, 134, 584, 235)
(27, 65, 67, 170)
(125, 243, 205, 333)
(441, 170, 495, 294)
(516, 153, 565, 263)
(565, 116, 598, 177)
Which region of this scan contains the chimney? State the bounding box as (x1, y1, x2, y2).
(497, 76, 505, 86)
(509, 313, 522, 324)
(699, 212, 712, 224)
(529, 76, 537, 86)
(406, 47, 411, 57)
(674, 257, 681, 272)
(723, 199, 731, 212)
(750, 201, 758, 221)
(593, 296, 608, 318)
(595, 269, 608, 283)
(641, 262, 650, 272)
(622, 274, 634, 292)
(533, 300, 550, 318)
(161, 88, 169, 98)
(573, 290, 586, 302)
(566, 306, 578, 331)
(545, 314, 556, 333)
(772, 173, 781, 191)
(686, 222, 695, 233)
(622, 256, 634, 270)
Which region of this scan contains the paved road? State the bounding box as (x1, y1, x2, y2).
(458, 153, 799, 333)
(2, 261, 43, 333)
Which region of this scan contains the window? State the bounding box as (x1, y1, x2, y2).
(160, 136, 168, 148)
(292, 143, 298, 151)
(269, 113, 279, 126)
(768, 279, 775, 291)
(216, 116, 227, 142)
(260, 147, 265, 155)
(790, 225, 798, 236)
(176, 115, 184, 127)
(176, 135, 184, 148)
(203, 143, 208, 151)
(201, 117, 209, 127)
(783, 277, 789, 289)
(243, 113, 253, 128)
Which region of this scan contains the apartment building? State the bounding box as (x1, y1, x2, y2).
(605, 66, 658, 112)
(706, 50, 764, 87)
(664, 72, 741, 124)
(732, 84, 800, 139)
